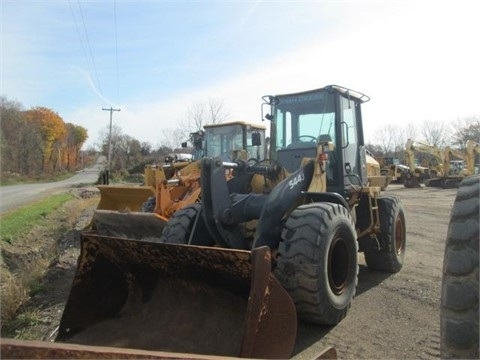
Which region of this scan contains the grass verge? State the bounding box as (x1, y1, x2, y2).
(1, 193, 98, 332)
(0, 193, 74, 244)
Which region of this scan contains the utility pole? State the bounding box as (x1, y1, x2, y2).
(102, 107, 121, 183)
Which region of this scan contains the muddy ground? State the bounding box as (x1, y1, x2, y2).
(1, 183, 459, 359)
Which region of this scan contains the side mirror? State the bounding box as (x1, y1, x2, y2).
(252, 132, 261, 146)
(181, 142, 188, 148)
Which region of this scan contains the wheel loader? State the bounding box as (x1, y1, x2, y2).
(95, 137, 202, 214)
(90, 121, 269, 240)
(1, 85, 405, 359)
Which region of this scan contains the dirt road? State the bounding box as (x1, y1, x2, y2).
(3, 183, 458, 359)
(0, 158, 104, 214)
(293, 183, 458, 359)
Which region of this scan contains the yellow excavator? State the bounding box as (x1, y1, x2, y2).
(404, 138, 479, 188)
(404, 139, 445, 187)
(1, 85, 405, 359)
(430, 139, 480, 188)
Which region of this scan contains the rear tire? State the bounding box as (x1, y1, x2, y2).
(159, 204, 214, 246)
(441, 175, 479, 359)
(274, 203, 358, 325)
(364, 195, 406, 273)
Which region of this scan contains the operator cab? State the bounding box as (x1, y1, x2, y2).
(203, 121, 267, 162)
(263, 85, 370, 196)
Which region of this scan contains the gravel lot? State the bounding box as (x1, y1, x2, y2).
(2, 182, 459, 359)
(293, 183, 458, 359)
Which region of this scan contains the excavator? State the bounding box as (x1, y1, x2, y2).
(404, 138, 479, 188)
(1, 85, 406, 359)
(432, 139, 480, 188)
(404, 139, 445, 187)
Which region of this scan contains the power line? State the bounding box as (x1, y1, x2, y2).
(68, 0, 91, 76)
(77, 0, 102, 95)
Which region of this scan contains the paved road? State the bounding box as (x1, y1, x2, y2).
(0, 158, 105, 215)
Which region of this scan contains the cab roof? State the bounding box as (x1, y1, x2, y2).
(203, 120, 266, 130)
(272, 85, 370, 104)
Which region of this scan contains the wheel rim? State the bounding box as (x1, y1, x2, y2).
(328, 234, 349, 295)
(394, 216, 405, 256)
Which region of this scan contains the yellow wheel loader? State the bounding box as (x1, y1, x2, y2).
(2, 86, 405, 359)
(90, 121, 269, 240)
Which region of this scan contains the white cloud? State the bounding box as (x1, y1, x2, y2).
(19, 0, 478, 150)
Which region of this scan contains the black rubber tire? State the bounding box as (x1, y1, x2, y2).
(441, 175, 479, 359)
(364, 195, 406, 273)
(141, 196, 156, 213)
(159, 203, 214, 246)
(274, 203, 358, 325)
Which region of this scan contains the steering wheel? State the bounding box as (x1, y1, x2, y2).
(297, 135, 317, 143)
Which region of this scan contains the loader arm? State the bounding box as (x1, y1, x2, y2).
(200, 157, 315, 250)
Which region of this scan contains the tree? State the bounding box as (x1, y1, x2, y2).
(100, 124, 124, 171)
(1, 96, 89, 178)
(451, 115, 480, 148)
(0, 97, 26, 174)
(374, 124, 396, 155)
(185, 98, 229, 132)
(24, 107, 67, 173)
(160, 127, 189, 150)
(99, 125, 147, 174)
(140, 142, 152, 156)
(420, 120, 448, 147)
(64, 123, 88, 170)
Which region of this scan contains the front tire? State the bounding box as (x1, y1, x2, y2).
(441, 175, 479, 359)
(141, 196, 156, 213)
(159, 204, 213, 246)
(364, 195, 406, 273)
(274, 203, 358, 325)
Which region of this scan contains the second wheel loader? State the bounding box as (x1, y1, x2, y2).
(12, 85, 406, 359)
(90, 121, 269, 239)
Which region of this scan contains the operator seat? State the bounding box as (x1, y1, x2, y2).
(317, 134, 332, 143)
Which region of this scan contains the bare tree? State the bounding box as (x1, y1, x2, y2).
(374, 124, 397, 155)
(451, 115, 480, 148)
(185, 98, 229, 132)
(160, 128, 189, 151)
(402, 123, 418, 144)
(420, 120, 448, 147)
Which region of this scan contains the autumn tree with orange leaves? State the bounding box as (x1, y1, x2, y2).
(1, 96, 88, 177)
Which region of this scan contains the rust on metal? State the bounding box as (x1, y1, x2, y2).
(90, 210, 166, 240)
(0, 339, 235, 359)
(240, 248, 297, 359)
(55, 235, 296, 358)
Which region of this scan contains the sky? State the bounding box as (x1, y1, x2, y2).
(2, 0, 480, 150)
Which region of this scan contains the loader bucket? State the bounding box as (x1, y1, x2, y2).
(96, 185, 156, 212)
(56, 234, 297, 359)
(90, 209, 167, 241)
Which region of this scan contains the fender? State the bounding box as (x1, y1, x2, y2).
(253, 160, 315, 249)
